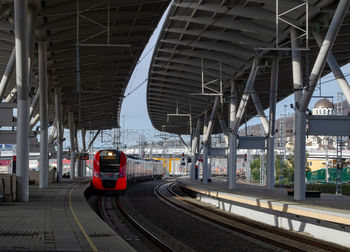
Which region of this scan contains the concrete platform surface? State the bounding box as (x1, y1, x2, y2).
(177, 177, 350, 226)
(0, 178, 135, 252)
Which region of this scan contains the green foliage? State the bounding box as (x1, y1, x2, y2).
(250, 156, 260, 170)
(251, 167, 260, 181)
(249, 151, 310, 186)
(250, 156, 262, 182)
(275, 155, 294, 186)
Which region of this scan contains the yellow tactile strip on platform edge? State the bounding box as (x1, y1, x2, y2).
(180, 183, 350, 226)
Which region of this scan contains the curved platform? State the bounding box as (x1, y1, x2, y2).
(177, 177, 350, 248)
(0, 179, 135, 252)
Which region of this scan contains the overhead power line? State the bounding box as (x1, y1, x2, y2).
(124, 78, 148, 99)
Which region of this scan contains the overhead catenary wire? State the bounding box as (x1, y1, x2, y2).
(124, 78, 148, 99)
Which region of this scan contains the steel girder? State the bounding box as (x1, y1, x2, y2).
(0, 0, 169, 130)
(147, 0, 349, 134)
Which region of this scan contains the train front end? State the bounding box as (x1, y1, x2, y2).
(92, 149, 127, 191)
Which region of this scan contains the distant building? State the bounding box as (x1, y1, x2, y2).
(311, 98, 334, 116)
(307, 98, 337, 151)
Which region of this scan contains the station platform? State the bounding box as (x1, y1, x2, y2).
(0, 178, 135, 252)
(177, 177, 350, 248)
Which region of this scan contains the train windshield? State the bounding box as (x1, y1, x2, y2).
(99, 150, 120, 173)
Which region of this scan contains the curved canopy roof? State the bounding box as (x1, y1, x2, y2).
(147, 0, 350, 134)
(0, 0, 169, 130)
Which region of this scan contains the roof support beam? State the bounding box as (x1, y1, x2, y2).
(165, 28, 267, 48)
(158, 48, 249, 67)
(313, 31, 350, 106)
(0, 48, 15, 101)
(30, 113, 40, 130)
(251, 89, 269, 134)
(232, 58, 260, 134)
(175, 3, 278, 21)
(160, 39, 254, 59)
(218, 113, 228, 145)
(178, 134, 189, 152)
(155, 56, 238, 74)
(87, 130, 101, 152)
(29, 90, 39, 119)
(169, 16, 276, 37)
(299, 0, 349, 112)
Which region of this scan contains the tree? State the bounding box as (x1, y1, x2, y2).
(250, 156, 261, 182)
(249, 151, 310, 186)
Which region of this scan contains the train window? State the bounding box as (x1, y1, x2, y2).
(99, 150, 120, 172)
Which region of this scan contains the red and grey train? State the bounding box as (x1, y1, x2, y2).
(92, 149, 163, 191)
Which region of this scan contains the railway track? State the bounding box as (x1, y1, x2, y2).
(155, 182, 350, 252)
(99, 193, 173, 251)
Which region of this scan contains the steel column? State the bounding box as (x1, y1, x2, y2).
(203, 142, 209, 184)
(299, 0, 349, 112)
(77, 157, 82, 177)
(74, 127, 79, 153)
(27, 4, 37, 89)
(75, 127, 80, 176)
(292, 26, 306, 200)
(294, 110, 306, 200)
(69, 112, 75, 180)
(266, 56, 279, 190)
(76, 127, 81, 177)
(55, 88, 63, 183)
(39, 41, 48, 189)
(15, 0, 29, 202)
(203, 97, 219, 184)
(313, 31, 350, 106)
(251, 89, 269, 134)
(0, 48, 15, 101)
(202, 110, 209, 184)
(290, 28, 303, 104)
(82, 129, 86, 177)
(228, 81, 238, 190)
(232, 58, 260, 134)
(190, 119, 201, 181)
(291, 29, 306, 200)
(75, 127, 82, 177)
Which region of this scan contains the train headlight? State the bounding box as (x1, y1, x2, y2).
(93, 171, 100, 178)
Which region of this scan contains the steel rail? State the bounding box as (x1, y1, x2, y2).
(155, 182, 349, 252)
(112, 192, 174, 252)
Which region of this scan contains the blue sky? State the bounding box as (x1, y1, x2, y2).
(119, 8, 168, 130)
